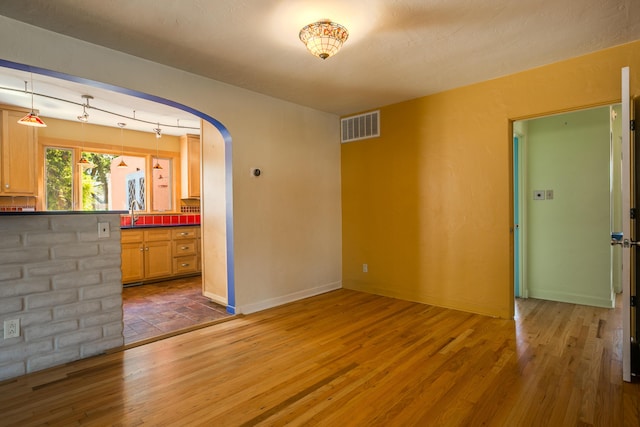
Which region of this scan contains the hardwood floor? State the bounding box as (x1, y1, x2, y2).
(122, 276, 230, 345)
(0, 289, 638, 426)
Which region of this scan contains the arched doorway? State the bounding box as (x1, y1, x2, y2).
(0, 58, 235, 316)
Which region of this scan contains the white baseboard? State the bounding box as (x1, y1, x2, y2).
(203, 291, 228, 307)
(237, 281, 342, 315)
(528, 288, 614, 308)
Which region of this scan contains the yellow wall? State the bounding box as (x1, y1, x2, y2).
(342, 41, 640, 318)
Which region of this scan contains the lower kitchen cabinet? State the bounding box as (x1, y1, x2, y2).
(121, 226, 199, 285)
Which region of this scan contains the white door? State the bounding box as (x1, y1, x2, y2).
(619, 67, 633, 382)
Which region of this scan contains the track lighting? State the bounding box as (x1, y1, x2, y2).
(77, 95, 93, 122)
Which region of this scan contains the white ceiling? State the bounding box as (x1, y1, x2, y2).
(0, 67, 201, 136)
(0, 0, 639, 123)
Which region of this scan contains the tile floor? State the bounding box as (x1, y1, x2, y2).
(122, 275, 230, 344)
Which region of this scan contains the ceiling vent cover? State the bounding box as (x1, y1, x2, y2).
(341, 110, 380, 143)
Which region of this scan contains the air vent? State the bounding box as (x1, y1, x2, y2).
(341, 110, 380, 143)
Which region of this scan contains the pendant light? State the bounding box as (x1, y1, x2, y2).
(117, 122, 128, 168)
(17, 75, 47, 127)
(153, 123, 162, 169)
(77, 121, 92, 168)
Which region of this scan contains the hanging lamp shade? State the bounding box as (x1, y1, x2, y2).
(17, 112, 47, 127)
(299, 20, 349, 60)
(18, 76, 47, 127)
(77, 156, 92, 168)
(117, 122, 128, 168)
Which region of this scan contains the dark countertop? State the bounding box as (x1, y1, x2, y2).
(0, 211, 127, 216)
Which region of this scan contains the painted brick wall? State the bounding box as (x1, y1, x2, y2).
(0, 213, 124, 380)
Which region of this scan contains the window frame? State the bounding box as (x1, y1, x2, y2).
(37, 136, 180, 213)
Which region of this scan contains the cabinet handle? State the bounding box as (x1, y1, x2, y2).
(181, 263, 189, 267)
(145, 247, 149, 251)
(139, 248, 144, 251)
(4, 184, 8, 189)
(181, 246, 189, 250)
(180, 232, 189, 236)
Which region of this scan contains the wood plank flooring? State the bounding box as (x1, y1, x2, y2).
(0, 289, 638, 426)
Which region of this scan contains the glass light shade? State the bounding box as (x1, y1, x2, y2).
(77, 156, 94, 168)
(117, 158, 128, 168)
(17, 112, 47, 127)
(299, 20, 349, 60)
(153, 161, 163, 170)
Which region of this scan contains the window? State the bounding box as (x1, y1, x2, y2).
(81, 151, 117, 210)
(45, 147, 73, 211)
(151, 158, 172, 212)
(44, 146, 156, 211)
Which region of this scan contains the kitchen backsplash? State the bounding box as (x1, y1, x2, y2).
(0, 196, 36, 212)
(120, 213, 200, 227)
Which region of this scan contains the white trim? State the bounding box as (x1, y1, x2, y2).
(621, 66, 631, 382)
(527, 289, 614, 308)
(202, 291, 228, 307)
(236, 281, 342, 315)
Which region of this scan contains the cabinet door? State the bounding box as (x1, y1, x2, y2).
(180, 134, 200, 198)
(121, 242, 145, 284)
(145, 240, 173, 279)
(1, 110, 36, 195)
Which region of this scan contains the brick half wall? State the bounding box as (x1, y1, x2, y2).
(0, 213, 124, 380)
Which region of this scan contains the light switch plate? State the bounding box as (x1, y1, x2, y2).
(546, 189, 554, 200)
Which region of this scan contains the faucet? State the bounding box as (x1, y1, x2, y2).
(129, 200, 141, 226)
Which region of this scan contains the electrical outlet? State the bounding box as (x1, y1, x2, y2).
(533, 190, 545, 200)
(4, 319, 19, 339)
(363, 264, 368, 273)
(98, 222, 110, 239)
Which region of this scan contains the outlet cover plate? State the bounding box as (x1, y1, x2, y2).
(4, 319, 19, 339)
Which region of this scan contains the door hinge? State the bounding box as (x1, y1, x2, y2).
(631, 208, 637, 220)
(632, 296, 637, 307)
(631, 119, 636, 131)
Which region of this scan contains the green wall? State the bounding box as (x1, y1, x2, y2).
(526, 106, 613, 307)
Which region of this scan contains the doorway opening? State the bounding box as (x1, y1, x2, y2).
(0, 59, 236, 343)
(513, 104, 622, 308)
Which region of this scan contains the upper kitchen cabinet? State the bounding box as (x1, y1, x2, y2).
(1, 108, 37, 196)
(180, 134, 200, 199)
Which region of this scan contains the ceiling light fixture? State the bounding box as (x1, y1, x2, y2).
(117, 122, 128, 168)
(299, 20, 349, 60)
(17, 76, 47, 127)
(77, 95, 93, 122)
(77, 121, 94, 168)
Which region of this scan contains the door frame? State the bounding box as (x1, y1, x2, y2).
(513, 132, 527, 299)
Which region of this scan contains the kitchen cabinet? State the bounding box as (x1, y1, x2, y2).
(1, 108, 37, 195)
(121, 230, 145, 283)
(121, 228, 172, 284)
(172, 227, 199, 275)
(144, 229, 173, 279)
(180, 134, 200, 199)
(121, 226, 200, 285)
